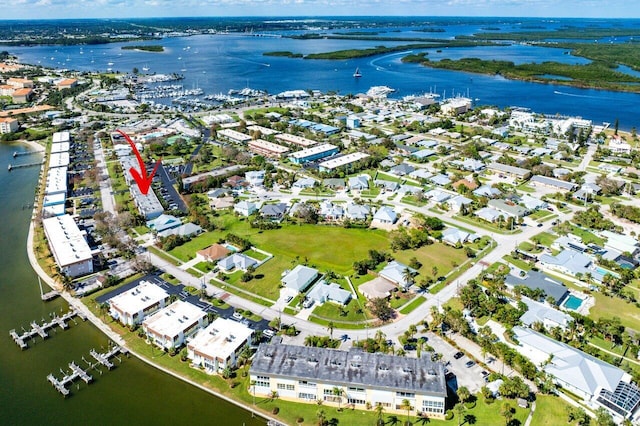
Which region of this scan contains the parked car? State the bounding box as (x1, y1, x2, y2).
(465, 360, 475, 368)
(454, 351, 464, 359)
(263, 329, 275, 338)
(232, 312, 243, 321)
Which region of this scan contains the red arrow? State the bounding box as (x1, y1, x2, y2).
(116, 129, 161, 195)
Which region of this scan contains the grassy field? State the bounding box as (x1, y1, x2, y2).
(311, 298, 371, 323)
(592, 291, 640, 331)
(399, 296, 426, 314)
(529, 395, 573, 426)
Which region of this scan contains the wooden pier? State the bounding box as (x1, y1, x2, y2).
(47, 345, 126, 397)
(7, 159, 44, 171)
(38, 277, 59, 302)
(13, 150, 38, 158)
(9, 307, 86, 350)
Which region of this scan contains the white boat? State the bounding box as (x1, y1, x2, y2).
(366, 86, 395, 98)
(142, 64, 150, 71)
(353, 67, 362, 78)
(107, 62, 114, 66)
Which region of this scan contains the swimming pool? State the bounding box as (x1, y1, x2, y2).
(563, 295, 583, 310)
(223, 243, 239, 252)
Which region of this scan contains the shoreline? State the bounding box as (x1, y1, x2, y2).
(24, 185, 277, 424)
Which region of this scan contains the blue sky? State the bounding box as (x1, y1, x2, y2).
(2, 0, 637, 20)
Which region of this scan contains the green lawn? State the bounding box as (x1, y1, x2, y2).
(592, 291, 640, 331)
(532, 232, 557, 247)
(565, 225, 605, 246)
(503, 255, 532, 271)
(529, 209, 553, 220)
(529, 395, 574, 426)
(399, 296, 426, 314)
(394, 244, 469, 281)
(311, 298, 371, 323)
(244, 249, 269, 261)
(589, 335, 626, 356)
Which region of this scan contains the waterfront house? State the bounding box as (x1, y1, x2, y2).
(249, 344, 447, 418)
(143, 300, 207, 351)
(187, 318, 253, 374)
(108, 281, 169, 327)
(519, 297, 573, 330)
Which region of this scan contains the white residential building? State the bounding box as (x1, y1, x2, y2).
(187, 318, 253, 374)
(142, 301, 207, 350)
(42, 215, 93, 278)
(108, 281, 169, 326)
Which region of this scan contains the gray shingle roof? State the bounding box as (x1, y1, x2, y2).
(250, 344, 447, 396)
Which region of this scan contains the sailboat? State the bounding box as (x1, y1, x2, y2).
(142, 64, 150, 72)
(353, 67, 362, 78)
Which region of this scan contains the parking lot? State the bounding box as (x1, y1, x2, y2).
(418, 331, 489, 394)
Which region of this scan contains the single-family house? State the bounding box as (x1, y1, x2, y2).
(473, 185, 501, 198)
(245, 170, 265, 187)
(146, 214, 181, 233)
(475, 207, 503, 223)
(348, 175, 370, 191)
(512, 326, 640, 421)
(505, 270, 569, 305)
(389, 163, 415, 176)
(426, 189, 452, 203)
(234, 201, 257, 217)
(488, 199, 528, 218)
(447, 195, 473, 213)
(539, 250, 603, 282)
(519, 195, 547, 211)
(282, 265, 319, 293)
(379, 261, 416, 289)
(306, 281, 352, 306)
(441, 227, 478, 246)
(345, 203, 371, 221)
(429, 174, 451, 186)
(292, 177, 317, 189)
(157, 223, 203, 239)
(372, 206, 398, 225)
(196, 244, 232, 263)
(519, 297, 573, 330)
(217, 253, 259, 272)
(260, 203, 288, 221)
(319, 200, 344, 221)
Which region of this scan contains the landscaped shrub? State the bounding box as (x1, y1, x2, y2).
(272, 407, 279, 415)
(445, 410, 453, 420)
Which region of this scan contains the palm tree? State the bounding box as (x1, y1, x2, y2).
(457, 386, 470, 405)
(250, 379, 256, 406)
(431, 266, 439, 281)
(454, 403, 466, 426)
(327, 321, 335, 339)
(375, 402, 385, 426)
(402, 268, 414, 288)
(332, 386, 344, 411)
(316, 408, 326, 426)
(401, 398, 412, 426)
(500, 402, 514, 426)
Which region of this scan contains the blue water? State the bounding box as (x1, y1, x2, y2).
(564, 295, 584, 310)
(4, 17, 640, 127)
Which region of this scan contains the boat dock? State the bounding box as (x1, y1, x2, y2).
(9, 307, 86, 349)
(47, 345, 126, 397)
(41, 290, 60, 301)
(13, 150, 38, 158)
(7, 159, 44, 171)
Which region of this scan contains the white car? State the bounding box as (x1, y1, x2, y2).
(232, 312, 243, 321)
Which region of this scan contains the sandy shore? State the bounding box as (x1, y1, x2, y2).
(19, 139, 46, 153)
